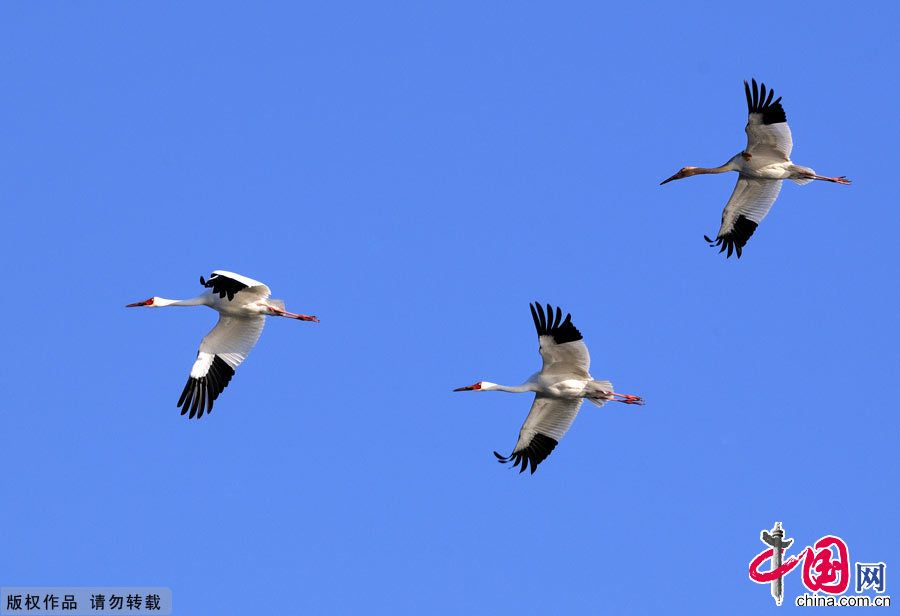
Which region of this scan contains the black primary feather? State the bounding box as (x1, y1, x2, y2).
(529, 302, 583, 345)
(744, 78, 787, 125)
(177, 355, 235, 418)
(200, 272, 248, 301)
(706, 216, 759, 259)
(493, 434, 559, 475)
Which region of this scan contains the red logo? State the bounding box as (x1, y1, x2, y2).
(749, 534, 850, 594)
(745, 521, 889, 607)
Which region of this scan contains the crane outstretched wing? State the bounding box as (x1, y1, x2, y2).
(705, 177, 782, 258)
(530, 302, 590, 377)
(200, 270, 271, 302)
(177, 315, 265, 418)
(494, 396, 584, 474)
(744, 79, 793, 162)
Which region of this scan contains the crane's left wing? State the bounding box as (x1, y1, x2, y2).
(531, 302, 590, 377)
(744, 79, 793, 162)
(200, 270, 271, 303)
(494, 396, 584, 474)
(177, 315, 265, 418)
(706, 177, 782, 258)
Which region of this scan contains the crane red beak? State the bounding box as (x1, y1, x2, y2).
(453, 382, 482, 392)
(126, 298, 154, 307)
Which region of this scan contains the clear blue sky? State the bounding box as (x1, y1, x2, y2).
(1, 2, 897, 614)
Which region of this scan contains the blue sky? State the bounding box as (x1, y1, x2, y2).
(1, 2, 898, 614)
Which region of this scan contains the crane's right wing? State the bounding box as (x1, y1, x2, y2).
(530, 302, 590, 377)
(706, 177, 782, 258)
(494, 396, 584, 474)
(200, 270, 271, 303)
(744, 79, 793, 163)
(177, 315, 265, 418)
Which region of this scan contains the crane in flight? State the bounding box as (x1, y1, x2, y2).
(127, 270, 318, 418)
(454, 302, 643, 474)
(660, 79, 850, 258)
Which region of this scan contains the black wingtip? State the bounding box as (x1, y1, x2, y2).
(745, 78, 786, 124)
(201, 273, 248, 301)
(493, 434, 558, 475)
(711, 215, 757, 260)
(176, 356, 235, 419)
(530, 302, 582, 344)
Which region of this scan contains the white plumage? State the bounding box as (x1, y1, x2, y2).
(127, 270, 318, 418)
(454, 303, 643, 474)
(189, 316, 265, 377)
(661, 79, 850, 258)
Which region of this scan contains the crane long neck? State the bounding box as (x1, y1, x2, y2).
(691, 163, 735, 176)
(156, 294, 210, 307)
(491, 382, 538, 393)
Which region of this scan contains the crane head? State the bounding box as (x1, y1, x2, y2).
(660, 167, 695, 185)
(453, 381, 500, 392)
(126, 297, 157, 307)
(453, 381, 483, 392)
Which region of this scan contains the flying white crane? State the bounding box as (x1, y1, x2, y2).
(454, 302, 643, 474)
(660, 79, 850, 258)
(127, 270, 319, 419)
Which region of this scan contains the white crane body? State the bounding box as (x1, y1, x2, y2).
(661, 79, 849, 258)
(454, 303, 643, 474)
(127, 270, 318, 419)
